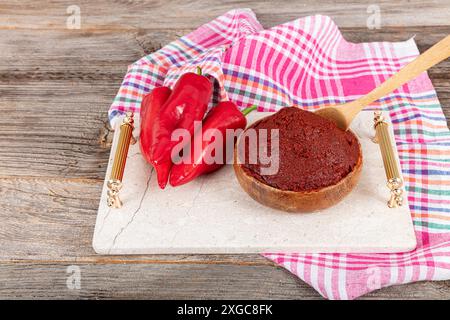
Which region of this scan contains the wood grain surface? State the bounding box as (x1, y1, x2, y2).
(0, 0, 449, 299)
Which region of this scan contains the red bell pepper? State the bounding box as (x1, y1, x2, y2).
(140, 68, 213, 189)
(169, 101, 257, 187)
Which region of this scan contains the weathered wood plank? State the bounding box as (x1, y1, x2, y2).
(0, 262, 449, 299)
(1, 0, 449, 30)
(2, 26, 450, 71)
(0, 177, 101, 259)
(0, 29, 179, 71)
(0, 263, 322, 299)
(0, 99, 112, 179)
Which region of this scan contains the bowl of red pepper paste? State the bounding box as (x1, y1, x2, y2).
(233, 107, 362, 212)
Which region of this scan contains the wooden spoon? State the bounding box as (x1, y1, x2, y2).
(315, 35, 450, 130)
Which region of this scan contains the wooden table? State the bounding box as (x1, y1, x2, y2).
(1, 0, 449, 299)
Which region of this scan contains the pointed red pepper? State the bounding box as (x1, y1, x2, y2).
(140, 68, 213, 189)
(169, 101, 257, 187)
(139, 86, 172, 188)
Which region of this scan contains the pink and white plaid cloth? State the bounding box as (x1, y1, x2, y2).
(110, 9, 450, 299)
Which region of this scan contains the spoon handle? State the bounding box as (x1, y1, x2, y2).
(354, 35, 450, 111)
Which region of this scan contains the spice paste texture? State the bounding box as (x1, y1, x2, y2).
(242, 107, 360, 192)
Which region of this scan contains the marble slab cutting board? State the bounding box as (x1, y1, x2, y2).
(93, 111, 417, 254)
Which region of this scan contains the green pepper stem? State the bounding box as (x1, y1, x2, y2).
(196, 66, 202, 75)
(241, 105, 257, 116)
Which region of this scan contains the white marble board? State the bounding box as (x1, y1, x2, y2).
(93, 111, 417, 254)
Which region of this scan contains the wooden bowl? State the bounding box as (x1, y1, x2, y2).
(233, 118, 363, 212)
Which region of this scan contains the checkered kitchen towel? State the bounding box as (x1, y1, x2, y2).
(109, 9, 450, 299)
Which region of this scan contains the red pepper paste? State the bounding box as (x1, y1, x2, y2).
(241, 107, 360, 192)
